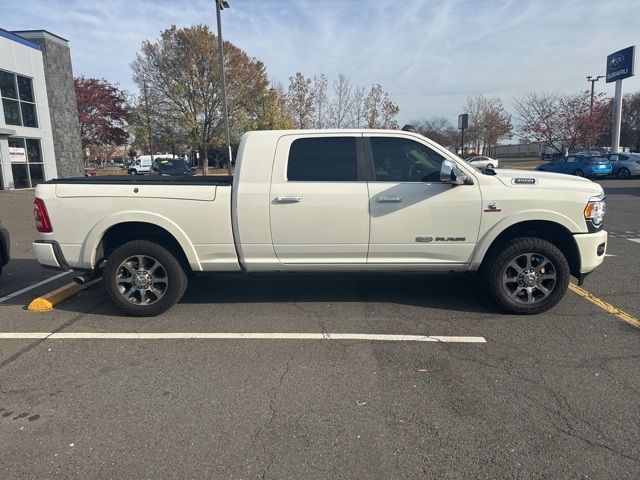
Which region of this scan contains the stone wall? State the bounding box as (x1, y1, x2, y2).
(14, 31, 83, 178)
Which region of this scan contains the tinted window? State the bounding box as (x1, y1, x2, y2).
(287, 137, 357, 181)
(0, 70, 17, 99)
(370, 137, 445, 182)
(17, 76, 34, 102)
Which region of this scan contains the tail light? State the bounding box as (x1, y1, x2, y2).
(33, 198, 52, 233)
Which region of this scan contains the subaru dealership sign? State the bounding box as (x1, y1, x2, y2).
(606, 46, 635, 83)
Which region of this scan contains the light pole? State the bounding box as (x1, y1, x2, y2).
(215, 0, 233, 175)
(586, 75, 604, 115)
(586, 75, 604, 152)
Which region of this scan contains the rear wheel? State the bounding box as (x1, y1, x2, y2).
(573, 169, 584, 177)
(486, 163, 494, 169)
(104, 240, 188, 317)
(482, 237, 570, 315)
(617, 167, 630, 179)
(128, 169, 137, 175)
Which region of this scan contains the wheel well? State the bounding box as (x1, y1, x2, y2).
(96, 222, 190, 270)
(481, 221, 580, 277)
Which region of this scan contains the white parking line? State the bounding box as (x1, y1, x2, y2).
(0, 332, 486, 343)
(0, 270, 73, 304)
(629, 239, 640, 244)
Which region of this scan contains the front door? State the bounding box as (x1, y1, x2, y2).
(366, 134, 482, 264)
(269, 134, 370, 264)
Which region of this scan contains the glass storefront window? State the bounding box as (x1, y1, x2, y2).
(21, 102, 38, 127)
(3, 98, 21, 125)
(6, 137, 45, 189)
(11, 164, 29, 189)
(0, 70, 17, 99)
(17, 75, 34, 102)
(0, 70, 37, 128)
(28, 163, 44, 186)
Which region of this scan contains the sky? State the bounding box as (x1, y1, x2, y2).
(2, 0, 640, 125)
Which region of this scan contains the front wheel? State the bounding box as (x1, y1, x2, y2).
(482, 237, 570, 315)
(128, 169, 137, 175)
(617, 168, 630, 179)
(104, 240, 188, 316)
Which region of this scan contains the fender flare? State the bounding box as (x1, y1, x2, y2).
(81, 211, 202, 271)
(468, 210, 582, 270)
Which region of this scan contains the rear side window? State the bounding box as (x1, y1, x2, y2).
(287, 137, 357, 181)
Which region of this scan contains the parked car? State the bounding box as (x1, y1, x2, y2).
(33, 129, 607, 317)
(465, 156, 499, 169)
(0, 221, 10, 277)
(150, 158, 194, 176)
(536, 154, 612, 178)
(607, 152, 640, 179)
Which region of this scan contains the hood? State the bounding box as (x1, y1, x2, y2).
(492, 169, 604, 196)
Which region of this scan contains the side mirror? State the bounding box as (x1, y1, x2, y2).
(440, 160, 473, 185)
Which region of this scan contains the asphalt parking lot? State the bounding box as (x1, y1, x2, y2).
(0, 179, 639, 479)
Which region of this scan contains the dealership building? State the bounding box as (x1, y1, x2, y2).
(0, 28, 83, 189)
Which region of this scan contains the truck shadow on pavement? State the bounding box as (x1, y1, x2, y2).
(54, 272, 499, 317)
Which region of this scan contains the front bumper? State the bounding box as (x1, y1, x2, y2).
(573, 230, 607, 277)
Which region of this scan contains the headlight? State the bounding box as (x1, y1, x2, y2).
(584, 196, 606, 228)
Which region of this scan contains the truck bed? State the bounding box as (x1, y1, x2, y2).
(44, 175, 234, 186)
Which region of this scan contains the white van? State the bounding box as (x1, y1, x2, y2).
(128, 155, 173, 175)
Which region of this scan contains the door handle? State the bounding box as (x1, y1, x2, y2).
(377, 196, 403, 203)
(274, 196, 302, 203)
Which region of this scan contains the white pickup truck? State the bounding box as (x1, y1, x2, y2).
(33, 129, 607, 316)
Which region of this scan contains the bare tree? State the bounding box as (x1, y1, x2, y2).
(411, 116, 458, 149)
(285, 72, 315, 129)
(364, 84, 399, 129)
(311, 74, 328, 129)
(328, 74, 354, 128)
(514, 91, 607, 154)
(463, 94, 512, 154)
(351, 86, 366, 128)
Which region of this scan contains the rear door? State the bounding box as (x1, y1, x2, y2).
(269, 134, 370, 264)
(365, 134, 482, 264)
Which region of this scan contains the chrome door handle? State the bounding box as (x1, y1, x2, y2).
(274, 196, 302, 203)
(377, 196, 403, 203)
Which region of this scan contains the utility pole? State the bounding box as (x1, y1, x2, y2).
(586, 75, 603, 152)
(215, 0, 233, 175)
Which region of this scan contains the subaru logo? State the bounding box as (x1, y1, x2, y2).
(610, 53, 624, 69)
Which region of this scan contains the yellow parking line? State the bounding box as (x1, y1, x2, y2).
(569, 283, 640, 330)
(28, 278, 102, 312)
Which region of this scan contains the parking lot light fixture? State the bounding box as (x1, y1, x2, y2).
(215, 0, 233, 175)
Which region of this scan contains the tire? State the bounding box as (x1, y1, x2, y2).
(104, 240, 188, 317)
(617, 168, 630, 179)
(128, 169, 137, 175)
(573, 169, 584, 177)
(482, 237, 570, 315)
(486, 163, 494, 169)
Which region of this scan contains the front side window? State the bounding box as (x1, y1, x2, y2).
(287, 137, 358, 181)
(370, 137, 445, 182)
(0, 70, 38, 127)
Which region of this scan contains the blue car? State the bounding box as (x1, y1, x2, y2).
(536, 154, 612, 178)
